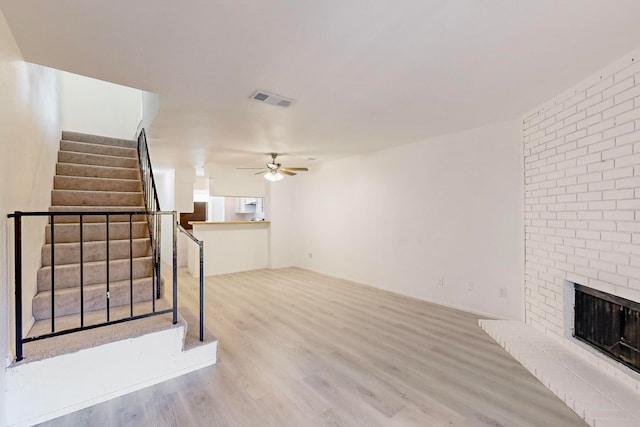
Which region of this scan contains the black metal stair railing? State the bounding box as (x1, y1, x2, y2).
(137, 129, 163, 300)
(7, 128, 206, 361)
(177, 223, 205, 342)
(8, 210, 178, 362)
(139, 128, 205, 343)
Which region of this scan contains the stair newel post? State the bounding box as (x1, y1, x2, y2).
(199, 240, 204, 342)
(129, 213, 134, 318)
(156, 211, 161, 299)
(106, 214, 110, 322)
(50, 213, 55, 333)
(13, 212, 24, 361)
(172, 211, 178, 325)
(80, 214, 84, 328)
(151, 212, 156, 314)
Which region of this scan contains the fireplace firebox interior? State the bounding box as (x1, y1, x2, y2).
(574, 284, 640, 373)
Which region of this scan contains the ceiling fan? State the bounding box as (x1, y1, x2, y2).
(238, 153, 309, 182)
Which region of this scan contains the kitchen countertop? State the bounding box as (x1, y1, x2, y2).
(189, 221, 271, 225)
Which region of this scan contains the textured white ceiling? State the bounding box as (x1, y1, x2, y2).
(2, 0, 640, 169)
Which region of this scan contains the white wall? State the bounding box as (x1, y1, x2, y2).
(266, 180, 297, 269)
(0, 10, 62, 426)
(137, 91, 160, 136)
(524, 47, 640, 337)
(60, 71, 141, 140)
(154, 169, 177, 267)
(174, 168, 195, 213)
(209, 196, 225, 222)
(190, 223, 270, 276)
(289, 120, 524, 319)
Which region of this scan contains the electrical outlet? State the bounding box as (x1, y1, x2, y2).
(438, 276, 444, 286)
(467, 281, 474, 291)
(499, 288, 507, 298)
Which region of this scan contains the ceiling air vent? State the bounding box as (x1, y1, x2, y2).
(250, 90, 295, 108)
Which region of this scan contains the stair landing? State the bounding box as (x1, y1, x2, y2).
(23, 298, 176, 362)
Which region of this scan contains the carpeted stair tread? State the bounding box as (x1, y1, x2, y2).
(56, 162, 140, 180)
(29, 297, 172, 338)
(60, 139, 137, 158)
(62, 131, 136, 149)
(50, 205, 146, 212)
(51, 189, 144, 206)
(54, 176, 142, 192)
(49, 206, 147, 223)
(45, 221, 148, 243)
(32, 276, 159, 320)
(37, 256, 154, 291)
(21, 299, 179, 363)
(41, 238, 152, 266)
(58, 151, 139, 169)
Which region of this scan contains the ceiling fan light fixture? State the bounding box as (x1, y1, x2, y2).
(238, 152, 308, 181)
(264, 171, 284, 182)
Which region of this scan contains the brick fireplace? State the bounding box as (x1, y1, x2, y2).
(524, 49, 640, 346)
(481, 48, 640, 427)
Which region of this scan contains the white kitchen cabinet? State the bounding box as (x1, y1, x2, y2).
(235, 197, 262, 213)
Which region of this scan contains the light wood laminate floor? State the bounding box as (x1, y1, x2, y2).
(38, 268, 586, 426)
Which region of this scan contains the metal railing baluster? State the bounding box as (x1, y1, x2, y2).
(157, 212, 162, 298)
(50, 215, 55, 333)
(80, 215, 84, 328)
(130, 214, 134, 317)
(151, 212, 156, 314)
(172, 212, 177, 325)
(106, 215, 110, 322)
(14, 212, 23, 361)
(199, 240, 204, 341)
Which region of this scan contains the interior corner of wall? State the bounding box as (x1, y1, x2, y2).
(141, 91, 161, 132)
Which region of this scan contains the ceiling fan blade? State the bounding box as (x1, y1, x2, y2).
(282, 167, 308, 171)
(280, 170, 297, 176)
(253, 170, 268, 175)
(237, 167, 266, 169)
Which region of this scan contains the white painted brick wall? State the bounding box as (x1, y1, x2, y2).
(523, 49, 640, 337)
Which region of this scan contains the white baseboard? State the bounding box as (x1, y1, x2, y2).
(299, 266, 507, 320)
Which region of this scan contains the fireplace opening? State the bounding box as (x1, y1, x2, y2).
(574, 284, 640, 373)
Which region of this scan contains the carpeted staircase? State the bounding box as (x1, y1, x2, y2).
(6, 131, 218, 427)
(33, 131, 159, 322)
